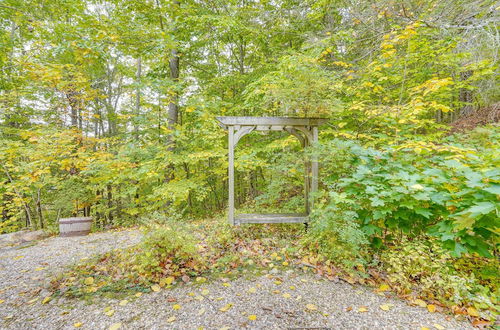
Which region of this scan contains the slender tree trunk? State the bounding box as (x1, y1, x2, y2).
(134, 57, 141, 138)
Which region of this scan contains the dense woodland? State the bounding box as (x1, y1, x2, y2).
(1, 0, 499, 323)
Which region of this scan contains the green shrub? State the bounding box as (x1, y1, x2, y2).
(134, 224, 205, 281)
(303, 205, 369, 271)
(314, 134, 499, 258)
(380, 239, 499, 320)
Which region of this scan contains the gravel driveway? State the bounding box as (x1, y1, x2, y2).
(0, 229, 472, 329)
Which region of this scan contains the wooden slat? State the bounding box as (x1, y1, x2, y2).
(235, 213, 309, 224)
(216, 116, 328, 128)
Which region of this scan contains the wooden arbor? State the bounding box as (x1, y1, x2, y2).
(216, 116, 327, 225)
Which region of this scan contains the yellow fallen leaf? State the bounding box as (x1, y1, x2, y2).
(248, 314, 257, 321)
(427, 304, 436, 313)
(84, 277, 94, 285)
(421, 327, 430, 330)
(42, 297, 51, 304)
(28, 298, 39, 304)
(172, 304, 181, 310)
(380, 304, 392, 311)
(197, 308, 205, 316)
(201, 289, 209, 296)
(358, 306, 368, 313)
(109, 323, 122, 330)
(135, 292, 142, 297)
(274, 280, 282, 285)
(467, 306, 479, 317)
(282, 261, 289, 266)
(219, 327, 230, 330)
(282, 293, 291, 299)
(377, 284, 390, 292)
(0, 300, 4, 304)
(414, 299, 427, 308)
(289, 285, 296, 290)
(187, 292, 195, 297)
(433, 324, 444, 330)
(306, 304, 317, 311)
(13, 256, 24, 260)
(151, 285, 161, 292)
(74, 322, 83, 328)
(219, 303, 233, 312)
(222, 283, 231, 287)
(119, 300, 128, 306)
(196, 277, 206, 283)
(165, 276, 175, 285)
(167, 316, 176, 323)
(34, 267, 45, 271)
(104, 309, 115, 317)
(248, 287, 256, 293)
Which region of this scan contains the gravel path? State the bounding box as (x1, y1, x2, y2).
(0, 230, 472, 329)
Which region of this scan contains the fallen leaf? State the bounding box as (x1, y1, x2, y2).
(289, 286, 295, 290)
(13, 256, 24, 260)
(74, 322, 83, 328)
(109, 323, 122, 330)
(42, 297, 51, 304)
(282, 293, 291, 299)
(414, 299, 427, 308)
(282, 261, 289, 266)
(380, 304, 392, 311)
(0, 300, 4, 304)
(248, 315, 257, 321)
(172, 304, 181, 310)
(274, 280, 282, 285)
(467, 307, 479, 317)
(377, 284, 390, 292)
(427, 304, 436, 313)
(433, 324, 445, 330)
(28, 298, 38, 304)
(187, 292, 195, 297)
(135, 292, 142, 297)
(84, 277, 94, 286)
(165, 276, 175, 285)
(197, 308, 205, 316)
(196, 277, 206, 283)
(219, 303, 233, 312)
(306, 304, 317, 311)
(201, 289, 209, 296)
(119, 300, 128, 306)
(421, 327, 430, 330)
(167, 316, 176, 323)
(346, 306, 353, 312)
(222, 283, 231, 287)
(151, 285, 161, 292)
(104, 309, 115, 317)
(34, 267, 45, 271)
(248, 287, 256, 293)
(358, 306, 368, 313)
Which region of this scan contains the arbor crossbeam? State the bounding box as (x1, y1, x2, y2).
(216, 116, 327, 225)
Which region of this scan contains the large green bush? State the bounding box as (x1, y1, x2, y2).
(311, 128, 499, 259)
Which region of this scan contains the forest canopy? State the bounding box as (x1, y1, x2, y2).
(1, 1, 498, 254)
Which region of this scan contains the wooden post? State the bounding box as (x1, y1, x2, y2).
(311, 126, 319, 208)
(228, 126, 235, 225)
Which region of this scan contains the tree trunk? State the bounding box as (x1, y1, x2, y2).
(134, 57, 141, 138)
(459, 70, 473, 116)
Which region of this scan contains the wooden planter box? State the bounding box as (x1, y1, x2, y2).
(59, 217, 92, 237)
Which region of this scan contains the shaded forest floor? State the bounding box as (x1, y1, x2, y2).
(0, 229, 473, 329)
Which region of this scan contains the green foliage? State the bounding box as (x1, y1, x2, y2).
(134, 224, 205, 281)
(303, 207, 369, 271)
(313, 131, 499, 258)
(380, 239, 499, 319)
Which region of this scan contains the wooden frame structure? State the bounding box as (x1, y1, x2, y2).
(216, 116, 327, 225)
